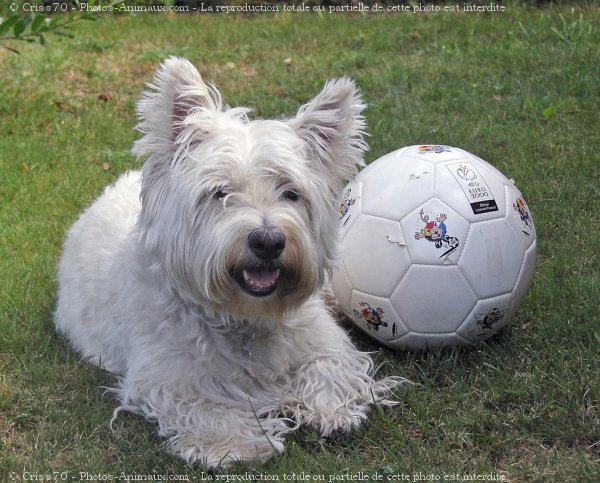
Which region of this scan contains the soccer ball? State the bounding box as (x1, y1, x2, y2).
(332, 145, 536, 350)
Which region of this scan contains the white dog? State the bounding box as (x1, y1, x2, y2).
(55, 57, 402, 468)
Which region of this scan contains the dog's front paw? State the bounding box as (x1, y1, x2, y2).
(282, 351, 403, 440)
(166, 432, 283, 469)
(302, 405, 369, 438)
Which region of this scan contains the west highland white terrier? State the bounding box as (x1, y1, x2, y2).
(55, 57, 402, 468)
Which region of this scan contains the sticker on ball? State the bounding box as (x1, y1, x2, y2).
(332, 145, 537, 350)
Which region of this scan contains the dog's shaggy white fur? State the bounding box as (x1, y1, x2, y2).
(55, 57, 402, 468)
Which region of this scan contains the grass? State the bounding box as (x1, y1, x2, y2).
(1, 3, 599, 481)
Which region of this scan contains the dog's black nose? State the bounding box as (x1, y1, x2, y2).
(248, 229, 286, 261)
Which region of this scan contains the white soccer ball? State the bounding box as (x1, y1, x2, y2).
(332, 145, 537, 350)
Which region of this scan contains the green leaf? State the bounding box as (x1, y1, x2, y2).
(31, 15, 46, 33)
(13, 20, 26, 38)
(0, 15, 20, 36)
(23, 13, 34, 29)
(542, 105, 559, 120)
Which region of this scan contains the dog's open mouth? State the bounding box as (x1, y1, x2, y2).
(235, 266, 281, 297)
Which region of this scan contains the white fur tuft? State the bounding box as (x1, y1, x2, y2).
(288, 77, 368, 186)
(132, 56, 222, 161)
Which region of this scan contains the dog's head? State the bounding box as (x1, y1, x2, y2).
(133, 57, 367, 319)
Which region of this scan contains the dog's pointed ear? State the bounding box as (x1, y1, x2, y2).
(132, 57, 220, 160)
(288, 78, 368, 184)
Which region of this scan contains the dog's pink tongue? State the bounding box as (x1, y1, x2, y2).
(243, 268, 280, 289)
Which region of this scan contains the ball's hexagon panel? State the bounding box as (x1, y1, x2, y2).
(391, 265, 477, 333)
(505, 183, 536, 249)
(458, 218, 525, 299)
(338, 180, 363, 239)
(435, 155, 508, 223)
(401, 199, 470, 265)
(349, 291, 409, 345)
(340, 214, 411, 297)
(457, 293, 514, 344)
(360, 153, 435, 221)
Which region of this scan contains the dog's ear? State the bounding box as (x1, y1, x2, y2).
(132, 56, 220, 160)
(288, 78, 368, 184)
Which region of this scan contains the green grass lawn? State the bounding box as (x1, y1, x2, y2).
(1, 4, 599, 481)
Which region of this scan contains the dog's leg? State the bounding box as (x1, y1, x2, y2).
(281, 297, 405, 437)
(159, 403, 288, 468)
(113, 363, 291, 469)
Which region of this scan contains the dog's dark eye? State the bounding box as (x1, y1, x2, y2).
(282, 189, 300, 202)
(214, 189, 229, 201)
